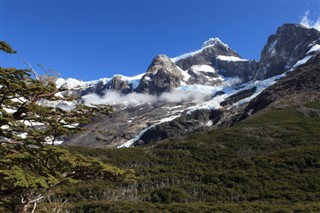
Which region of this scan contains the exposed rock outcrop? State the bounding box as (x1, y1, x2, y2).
(235, 53, 320, 122)
(135, 55, 187, 95)
(220, 87, 257, 107)
(105, 76, 132, 94)
(215, 59, 259, 83)
(134, 109, 222, 146)
(256, 24, 320, 79)
(186, 65, 223, 85)
(81, 75, 134, 96)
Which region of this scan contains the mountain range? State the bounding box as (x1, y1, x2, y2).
(54, 23, 320, 148)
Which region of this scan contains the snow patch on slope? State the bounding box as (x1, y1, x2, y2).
(189, 65, 216, 73)
(216, 55, 248, 62)
(307, 44, 320, 54)
(268, 40, 278, 55)
(176, 65, 191, 82)
(292, 55, 313, 68)
(118, 115, 180, 148)
(120, 73, 144, 89)
(233, 73, 286, 106)
(186, 72, 287, 113)
(171, 49, 205, 63)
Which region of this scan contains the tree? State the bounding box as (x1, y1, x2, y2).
(0, 41, 131, 212)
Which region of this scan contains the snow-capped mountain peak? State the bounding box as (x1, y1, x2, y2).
(171, 37, 234, 63)
(56, 78, 86, 90)
(60, 23, 320, 149)
(202, 37, 229, 49)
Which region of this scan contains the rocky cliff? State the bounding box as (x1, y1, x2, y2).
(256, 23, 320, 79)
(135, 55, 186, 95)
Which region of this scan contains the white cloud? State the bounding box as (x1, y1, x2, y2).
(82, 91, 157, 106)
(82, 88, 213, 107)
(159, 89, 210, 103)
(300, 10, 320, 31)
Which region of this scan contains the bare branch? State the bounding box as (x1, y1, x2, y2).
(18, 56, 39, 80)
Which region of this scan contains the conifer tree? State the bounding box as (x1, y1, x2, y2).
(0, 41, 129, 212)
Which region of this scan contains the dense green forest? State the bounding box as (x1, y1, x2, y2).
(36, 101, 320, 212)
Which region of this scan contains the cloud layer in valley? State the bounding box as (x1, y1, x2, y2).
(82, 77, 241, 107)
(82, 88, 216, 106)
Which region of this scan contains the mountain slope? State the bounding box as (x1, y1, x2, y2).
(41, 98, 320, 212)
(127, 51, 320, 146)
(237, 53, 320, 121)
(60, 23, 320, 148)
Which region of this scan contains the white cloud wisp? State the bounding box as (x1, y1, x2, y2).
(300, 10, 320, 31)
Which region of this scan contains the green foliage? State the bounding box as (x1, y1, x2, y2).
(0, 41, 127, 212)
(0, 41, 16, 53)
(149, 187, 190, 203)
(45, 101, 320, 211)
(40, 201, 320, 213)
(305, 100, 320, 109)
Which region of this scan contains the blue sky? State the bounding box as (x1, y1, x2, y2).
(1, 0, 320, 80)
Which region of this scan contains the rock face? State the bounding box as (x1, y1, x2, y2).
(220, 87, 257, 107)
(186, 65, 223, 85)
(215, 59, 259, 83)
(62, 102, 198, 148)
(82, 76, 133, 96)
(173, 38, 260, 84)
(134, 109, 222, 146)
(235, 53, 320, 122)
(81, 80, 106, 96)
(175, 38, 241, 71)
(105, 76, 132, 94)
(135, 55, 186, 95)
(256, 24, 320, 79)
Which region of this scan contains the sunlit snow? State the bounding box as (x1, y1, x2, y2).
(118, 115, 180, 148)
(307, 44, 320, 54)
(216, 55, 248, 62)
(292, 55, 313, 68)
(56, 78, 85, 89)
(171, 37, 230, 62)
(189, 65, 216, 73)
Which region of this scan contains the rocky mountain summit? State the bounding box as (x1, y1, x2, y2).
(135, 55, 186, 95)
(59, 23, 320, 148)
(173, 37, 240, 70)
(256, 23, 320, 79)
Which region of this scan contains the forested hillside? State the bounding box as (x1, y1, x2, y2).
(36, 101, 320, 212)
